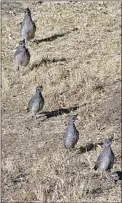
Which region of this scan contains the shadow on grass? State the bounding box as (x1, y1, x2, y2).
(78, 137, 114, 154)
(78, 142, 103, 154)
(40, 105, 79, 121)
(65, 141, 103, 161)
(33, 28, 78, 44)
(31, 57, 67, 70)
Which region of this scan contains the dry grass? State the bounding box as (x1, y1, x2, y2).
(2, 1, 121, 202)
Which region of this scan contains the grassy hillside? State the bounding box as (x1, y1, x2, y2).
(2, 1, 121, 202)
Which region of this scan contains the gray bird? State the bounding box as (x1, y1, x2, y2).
(94, 138, 114, 178)
(21, 8, 36, 44)
(64, 115, 79, 149)
(14, 39, 30, 71)
(27, 85, 44, 118)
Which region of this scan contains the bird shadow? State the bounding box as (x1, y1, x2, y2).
(33, 28, 78, 44)
(78, 137, 115, 154)
(78, 142, 103, 154)
(65, 141, 104, 161)
(39, 105, 79, 121)
(31, 57, 67, 70)
(36, 1, 43, 4)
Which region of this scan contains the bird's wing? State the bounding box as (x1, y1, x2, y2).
(94, 151, 104, 170)
(14, 47, 21, 57)
(21, 20, 25, 30)
(108, 150, 115, 170)
(27, 94, 36, 111)
(25, 48, 30, 57)
(63, 129, 67, 140)
(75, 128, 79, 137)
(32, 21, 36, 31)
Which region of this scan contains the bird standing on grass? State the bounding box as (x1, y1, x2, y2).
(21, 8, 36, 44)
(64, 115, 79, 149)
(27, 85, 44, 118)
(94, 138, 114, 179)
(14, 39, 30, 71)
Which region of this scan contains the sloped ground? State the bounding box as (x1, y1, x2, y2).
(2, 1, 121, 202)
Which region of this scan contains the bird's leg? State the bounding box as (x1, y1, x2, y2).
(17, 66, 19, 71)
(35, 113, 40, 119)
(101, 170, 109, 180)
(69, 148, 74, 152)
(34, 114, 37, 119)
(105, 171, 111, 181)
(31, 112, 36, 119)
(100, 171, 104, 179)
(32, 115, 37, 120)
(105, 171, 109, 179)
(22, 68, 25, 76)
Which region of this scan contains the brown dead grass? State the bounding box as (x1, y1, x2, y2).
(2, 1, 121, 202)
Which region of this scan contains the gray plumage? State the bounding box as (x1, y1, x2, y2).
(94, 139, 114, 172)
(21, 8, 36, 43)
(27, 85, 44, 116)
(14, 39, 30, 70)
(64, 115, 79, 149)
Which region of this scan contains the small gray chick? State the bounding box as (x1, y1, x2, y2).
(27, 86, 44, 118)
(21, 8, 36, 44)
(14, 39, 30, 71)
(64, 115, 79, 149)
(94, 138, 114, 178)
